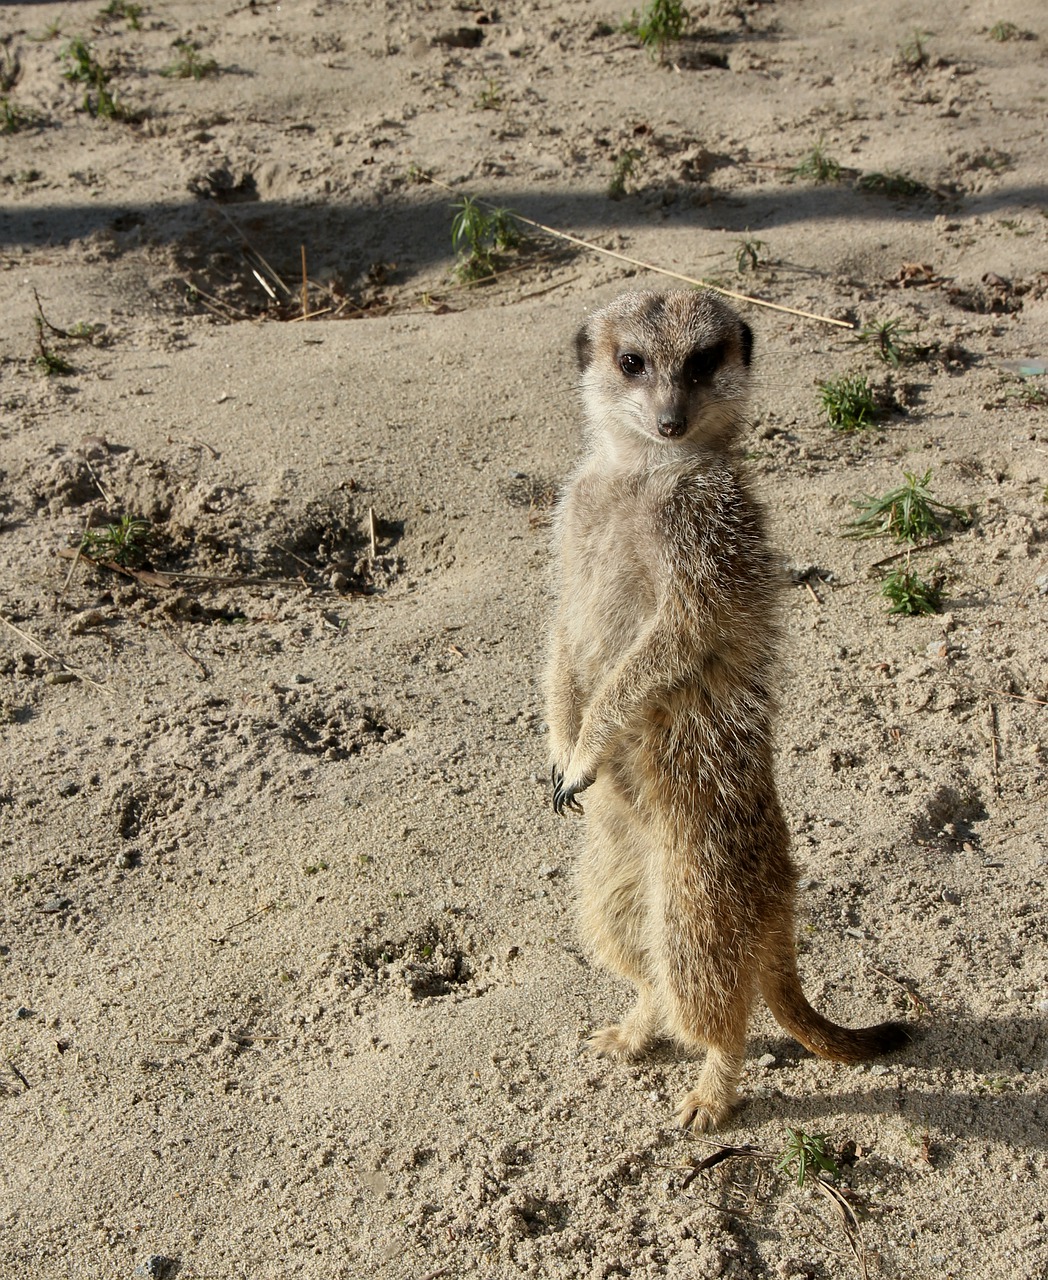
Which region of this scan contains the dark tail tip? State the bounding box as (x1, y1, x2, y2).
(873, 1020, 913, 1055)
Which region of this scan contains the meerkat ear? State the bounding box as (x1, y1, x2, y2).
(575, 323, 594, 371)
(738, 320, 754, 367)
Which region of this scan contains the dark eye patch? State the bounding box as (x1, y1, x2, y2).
(683, 341, 726, 383)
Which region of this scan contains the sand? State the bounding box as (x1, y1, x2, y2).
(1, 0, 1046, 1276)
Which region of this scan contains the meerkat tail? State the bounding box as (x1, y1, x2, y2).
(759, 951, 910, 1064)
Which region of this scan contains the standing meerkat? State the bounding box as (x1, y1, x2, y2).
(545, 290, 907, 1132)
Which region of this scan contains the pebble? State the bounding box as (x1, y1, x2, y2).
(756, 1052, 776, 1069)
(13, 1006, 32, 1021)
(45, 671, 79, 685)
(537, 863, 558, 880)
(57, 777, 80, 798)
(134, 1258, 178, 1280)
(40, 896, 70, 914)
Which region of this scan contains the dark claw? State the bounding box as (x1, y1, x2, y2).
(552, 772, 593, 816)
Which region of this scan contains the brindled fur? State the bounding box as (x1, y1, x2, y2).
(545, 290, 907, 1132)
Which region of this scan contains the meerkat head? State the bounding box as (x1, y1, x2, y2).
(575, 290, 753, 456)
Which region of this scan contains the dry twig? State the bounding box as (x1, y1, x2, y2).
(0, 611, 107, 692)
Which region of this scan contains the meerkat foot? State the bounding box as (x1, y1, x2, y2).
(586, 1022, 652, 1060)
(676, 1088, 736, 1134)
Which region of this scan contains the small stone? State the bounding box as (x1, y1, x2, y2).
(329, 571, 350, 592)
(57, 777, 80, 798)
(134, 1257, 178, 1280)
(40, 896, 70, 914)
(69, 610, 106, 634)
(941, 888, 962, 905)
(13, 1006, 33, 1021)
(756, 1052, 776, 1069)
(46, 671, 79, 685)
(537, 863, 558, 880)
(844, 927, 867, 939)
(869, 1064, 890, 1076)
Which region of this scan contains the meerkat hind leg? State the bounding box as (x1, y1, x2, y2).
(665, 948, 755, 1132)
(676, 1034, 747, 1133)
(588, 981, 660, 1060)
(580, 784, 662, 1060)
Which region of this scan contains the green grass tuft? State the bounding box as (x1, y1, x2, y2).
(845, 469, 970, 543)
(817, 374, 879, 431)
(789, 140, 841, 183)
(881, 565, 942, 615)
(776, 1129, 838, 1188)
(80, 516, 153, 568)
(622, 0, 690, 58)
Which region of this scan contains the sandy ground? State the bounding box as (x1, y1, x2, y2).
(1, 1, 1047, 1277)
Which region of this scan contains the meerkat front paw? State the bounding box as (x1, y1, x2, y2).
(676, 1088, 736, 1134)
(551, 766, 593, 815)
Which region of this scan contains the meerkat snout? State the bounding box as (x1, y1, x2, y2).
(576, 291, 754, 453)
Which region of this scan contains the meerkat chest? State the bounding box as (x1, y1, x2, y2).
(556, 475, 661, 677)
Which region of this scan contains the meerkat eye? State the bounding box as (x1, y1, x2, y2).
(683, 341, 726, 384)
(619, 353, 645, 377)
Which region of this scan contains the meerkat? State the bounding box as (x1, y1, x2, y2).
(545, 289, 907, 1132)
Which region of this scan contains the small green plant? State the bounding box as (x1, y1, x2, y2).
(450, 197, 520, 282)
(473, 78, 502, 110)
(161, 38, 219, 80)
(845, 469, 969, 543)
(62, 37, 124, 119)
(735, 236, 767, 272)
(80, 516, 153, 568)
(854, 317, 917, 366)
(608, 148, 642, 199)
(988, 20, 1024, 41)
(776, 1129, 839, 1188)
(622, 0, 690, 58)
(99, 0, 143, 29)
(0, 98, 39, 135)
(789, 139, 841, 183)
(34, 317, 75, 375)
(897, 31, 929, 69)
(1, 41, 20, 93)
(1004, 382, 1048, 407)
(35, 346, 75, 376)
(881, 564, 942, 615)
(817, 373, 879, 431)
(857, 170, 931, 198)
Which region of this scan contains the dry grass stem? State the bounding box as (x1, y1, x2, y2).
(418, 173, 855, 329)
(301, 243, 309, 320)
(865, 537, 953, 576)
(988, 700, 1001, 798)
(0, 611, 107, 691)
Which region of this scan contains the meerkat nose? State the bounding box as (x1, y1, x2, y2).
(658, 416, 687, 438)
